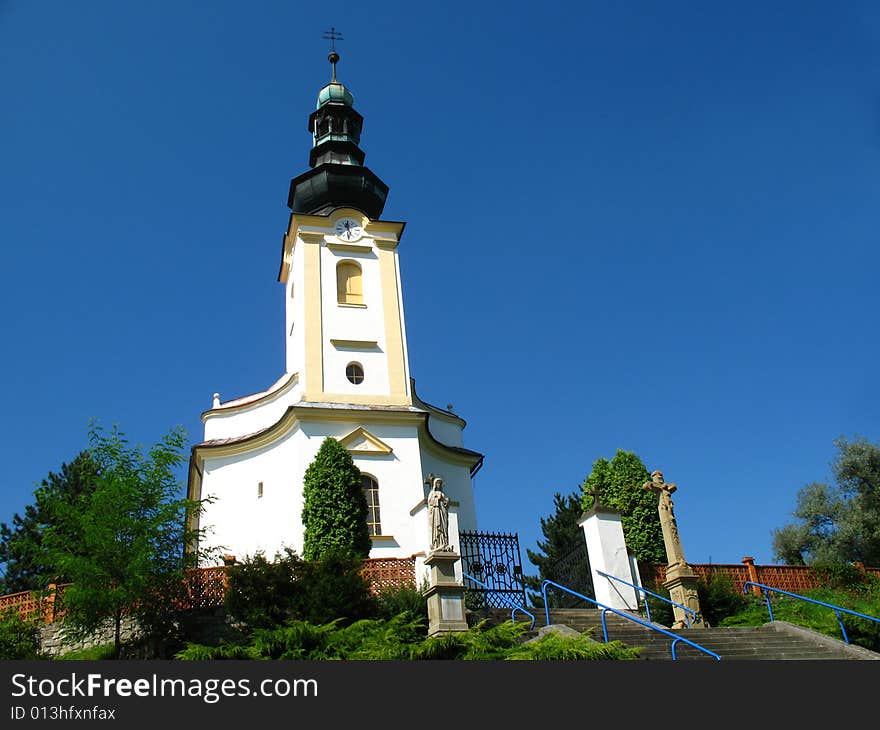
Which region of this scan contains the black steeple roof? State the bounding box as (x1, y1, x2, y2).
(287, 51, 388, 219)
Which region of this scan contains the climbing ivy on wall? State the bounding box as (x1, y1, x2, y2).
(581, 450, 665, 564)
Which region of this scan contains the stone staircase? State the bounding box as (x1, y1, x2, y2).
(473, 608, 880, 660)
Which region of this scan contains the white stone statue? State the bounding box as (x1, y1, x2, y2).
(427, 475, 451, 552)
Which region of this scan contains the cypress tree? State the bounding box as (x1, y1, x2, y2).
(301, 437, 371, 560)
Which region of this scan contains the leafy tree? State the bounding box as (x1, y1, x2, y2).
(524, 490, 589, 604)
(581, 450, 664, 564)
(301, 437, 371, 560)
(42, 423, 208, 658)
(0, 452, 99, 595)
(773, 436, 880, 566)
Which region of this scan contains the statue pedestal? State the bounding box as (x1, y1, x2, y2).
(423, 549, 469, 637)
(663, 562, 706, 628)
(579, 508, 639, 611)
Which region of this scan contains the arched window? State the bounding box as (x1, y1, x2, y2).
(362, 474, 381, 536)
(336, 261, 363, 305)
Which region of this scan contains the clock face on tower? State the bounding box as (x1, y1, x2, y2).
(334, 217, 363, 242)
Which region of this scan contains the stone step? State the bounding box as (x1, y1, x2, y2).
(477, 607, 878, 660)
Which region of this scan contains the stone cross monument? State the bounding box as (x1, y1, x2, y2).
(643, 470, 706, 629)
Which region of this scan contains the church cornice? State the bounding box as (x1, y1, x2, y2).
(278, 208, 406, 283)
(188, 401, 483, 505)
(411, 378, 467, 428)
(200, 371, 299, 422)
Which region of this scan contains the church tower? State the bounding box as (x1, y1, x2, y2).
(187, 49, 483, 575)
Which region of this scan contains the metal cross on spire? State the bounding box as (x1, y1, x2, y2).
(322, 27, 344, 81)
(322, 26, 343, 52)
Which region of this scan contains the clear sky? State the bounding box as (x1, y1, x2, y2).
(2, 1, 878, 574)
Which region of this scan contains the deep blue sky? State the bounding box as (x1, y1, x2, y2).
(2, 2, 878, 573)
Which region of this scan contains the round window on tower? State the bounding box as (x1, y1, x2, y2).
(346, 362, 364, 385)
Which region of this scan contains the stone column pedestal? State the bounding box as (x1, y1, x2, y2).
(579, 508, 639, 611)
(423, 549, 469, 636)
(663, 562, 706, 628)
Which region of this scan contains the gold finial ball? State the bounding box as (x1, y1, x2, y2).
(328, 51, 339, 64)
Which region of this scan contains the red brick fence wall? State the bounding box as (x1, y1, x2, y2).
(641, 557, 880, 595)
(0, 557, 418, 625)
(5, 557, 879, 625)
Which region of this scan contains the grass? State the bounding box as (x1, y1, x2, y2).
(56, 643, 117, 660)
(719, 583, 880, 651)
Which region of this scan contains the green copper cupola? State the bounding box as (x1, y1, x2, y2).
(288, 50, 388, 218)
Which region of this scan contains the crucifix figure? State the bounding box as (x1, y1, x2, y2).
(642, 470, 687, 569)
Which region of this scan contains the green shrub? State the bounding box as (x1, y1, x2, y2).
(644, 584, 674, 627)
(224, 550, 301, 630)
(176, 614, 639, 661)
(225, 549, 375, 631)
(0, 609, 43, 659)
(374, 583, 427, 622)
(288, 554, 376, 625)
(506, 634, 639, 661)
(698, 575, 750, 626)
(178, 614, 424, 661)
(812, 563, 873, 593)
(643, 575, 748, 627)
(841, 613, 880, 652)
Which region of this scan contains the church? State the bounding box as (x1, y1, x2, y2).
(186, 48, 483, 580)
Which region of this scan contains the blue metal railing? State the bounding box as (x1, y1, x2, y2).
(742, 580, 880, 645)
(462, 571, 536, 630)
(541, 579, 721, 661)
(595, 570, 697, 628)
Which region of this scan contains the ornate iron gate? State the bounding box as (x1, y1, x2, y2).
(459, 531, 526, 608)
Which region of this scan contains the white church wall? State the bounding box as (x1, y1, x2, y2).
(423, 413, 465, 448)
(324, 347, 388, 396)
(298, 417, 428, 558)
(320, 244, 392, 397)
(199, 427, 304, 563)
(198, 404, 480, 568)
